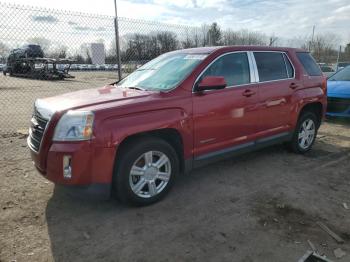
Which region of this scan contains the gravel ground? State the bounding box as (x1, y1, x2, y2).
(0, 74, 350, 262)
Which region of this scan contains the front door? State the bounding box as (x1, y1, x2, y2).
(192, 52, 259, 159)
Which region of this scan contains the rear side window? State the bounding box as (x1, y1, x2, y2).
(201, 52, 250, 86)
(296, 52, 322, 76)
(254, 52, 288, 82)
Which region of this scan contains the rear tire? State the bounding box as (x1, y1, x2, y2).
(113, 137, 179, 206)
(289, 111, 319, 154)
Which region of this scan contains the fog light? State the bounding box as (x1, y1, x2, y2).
(63, 155, 72, 179)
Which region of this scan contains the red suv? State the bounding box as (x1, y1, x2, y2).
(28, 46, 327, 205)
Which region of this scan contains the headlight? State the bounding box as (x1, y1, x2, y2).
(53, 111, 94, 141)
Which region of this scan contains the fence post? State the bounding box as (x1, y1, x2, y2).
(113, 0, 122, 81)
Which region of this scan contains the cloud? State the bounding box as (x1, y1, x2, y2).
(116, 0, 349, 44)
(73, 26, 107, 32)
(31, 15, 58, 23)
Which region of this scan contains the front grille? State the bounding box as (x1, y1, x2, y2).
(28, 108, 49, 151)
(327, 97, 350, 113)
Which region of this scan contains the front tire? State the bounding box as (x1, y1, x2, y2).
(114, 137, 179, 206)
(289, 111, 319, 154)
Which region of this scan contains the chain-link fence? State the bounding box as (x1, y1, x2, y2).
(0, 2, 207, 140)
(2, 2, 345, 158)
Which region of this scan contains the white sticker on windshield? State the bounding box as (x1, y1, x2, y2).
(184, 54, 207, 60)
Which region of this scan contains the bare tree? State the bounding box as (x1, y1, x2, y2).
(48, 45, 68, 59)
(269, 35, 278, 46)
(207, 22, 222, 46)
(0, 41, 9, 63)
(310, 33, 339, 63)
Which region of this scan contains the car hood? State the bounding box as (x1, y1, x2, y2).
(35, 85, 156, 119)
(327, 81, 350, 98)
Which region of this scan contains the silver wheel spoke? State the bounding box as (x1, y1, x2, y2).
(155, 154, 168, 169)
(132, 178, 146, 194)
(157, 171, 170, 182)
(302, 121, 307, 130)
(306, 120, 313, 130)
(144, 151, 153, 166)
(298, 132, 304, 139)
(148, 181, 157, 196)
(130, 166, 144, 176)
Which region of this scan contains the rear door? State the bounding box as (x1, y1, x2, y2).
(253, 51, 298, 138)
(192, 52, 259, 158)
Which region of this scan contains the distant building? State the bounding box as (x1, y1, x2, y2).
(89, 43, 105, 64)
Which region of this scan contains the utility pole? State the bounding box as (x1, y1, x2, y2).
(309, 25, 315, 52)
(336, 45, 342, 71)
(113, 0, 122, 81)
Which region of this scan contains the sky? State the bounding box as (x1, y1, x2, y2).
(1, 0, 350, 46)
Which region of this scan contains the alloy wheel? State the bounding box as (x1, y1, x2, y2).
(129, 151, 171, 198)
(298, 118, 316, 150)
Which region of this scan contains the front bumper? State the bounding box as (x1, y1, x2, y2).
(29, 139, 116, 199)
(326, 96, 350, 117)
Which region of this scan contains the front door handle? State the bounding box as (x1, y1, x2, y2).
(242, 89, 256, 97)
(289, 83, 299, 89)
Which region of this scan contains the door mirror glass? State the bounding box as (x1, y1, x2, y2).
(196, 76, 227, 91)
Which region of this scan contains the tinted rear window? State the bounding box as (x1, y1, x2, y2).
(254, 52, 288, 82)
(296, 52, 322, 76)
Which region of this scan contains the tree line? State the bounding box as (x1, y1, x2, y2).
(0, 22, 349, 65)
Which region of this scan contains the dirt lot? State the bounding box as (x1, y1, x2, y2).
(0, 72, 117, 133)
(1, 73, 350, 262)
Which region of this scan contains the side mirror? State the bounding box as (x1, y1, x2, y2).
(196, 76, 227, 92)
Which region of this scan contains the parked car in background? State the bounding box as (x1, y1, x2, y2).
(327, 65, 350, 118)
(337, 62, 350, 71)
(70, 64, 78, 71)
(88, 64, 97, 71)
(79, 64, 88, 71)
(105, 64, 113, 71)
(0, 64, 4, 71)
(28, 46, 326, 206)
(96, 64, 106, 71)
(320, 65, 335, 77)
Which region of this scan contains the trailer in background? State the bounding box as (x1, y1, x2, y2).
(3, 45, 74, 80)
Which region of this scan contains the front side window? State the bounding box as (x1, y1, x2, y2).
(117, 52, 207, 91)
(254, 52, 288, 82)
(200, 52, 251, 87)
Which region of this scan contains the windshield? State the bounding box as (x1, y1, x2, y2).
(117, 52, 207, 91)
(328, 66, 350, 81)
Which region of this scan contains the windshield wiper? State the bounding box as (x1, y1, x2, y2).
(114, 84, 146, 91)
(125, 86, 146, 91)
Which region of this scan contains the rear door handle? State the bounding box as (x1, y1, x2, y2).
(242, 89, 256, 97)
(289, 83, 299, 89)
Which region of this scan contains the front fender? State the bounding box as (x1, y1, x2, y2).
(98, 108, 193, 159)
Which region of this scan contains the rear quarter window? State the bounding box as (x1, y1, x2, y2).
(296, 52, 322, 76)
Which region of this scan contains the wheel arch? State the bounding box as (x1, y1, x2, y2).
(113, 128, 186, 175)
(298, 102, 323, 128)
